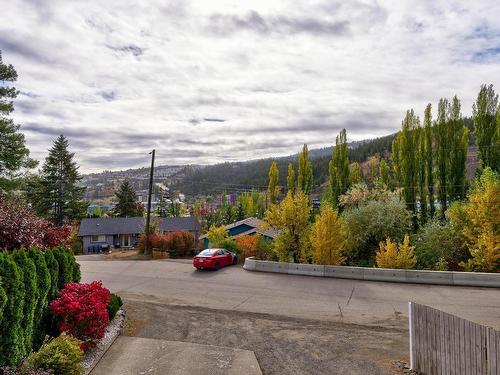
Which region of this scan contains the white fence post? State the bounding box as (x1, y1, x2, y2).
(409, 301, 414, 370)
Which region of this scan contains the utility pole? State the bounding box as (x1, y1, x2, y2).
(145, 149, 155, 254)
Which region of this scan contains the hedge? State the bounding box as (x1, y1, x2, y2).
(0, 252, 25, 367)
(26, 248, 51, 350)
(0, 248, 81, 368)
(43, 250, 59, 301)
(12, 250, 39, 358)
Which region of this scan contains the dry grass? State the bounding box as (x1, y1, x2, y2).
(104, 249, 152, 261)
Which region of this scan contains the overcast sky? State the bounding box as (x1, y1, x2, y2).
(2, 0, 500, 173)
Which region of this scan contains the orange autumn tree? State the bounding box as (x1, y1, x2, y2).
(235, 234, 261, 258)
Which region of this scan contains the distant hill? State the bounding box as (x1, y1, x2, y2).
(82, 116, 477, 201)
(170, 133, 398, 197)
(81, 133, 398, 200)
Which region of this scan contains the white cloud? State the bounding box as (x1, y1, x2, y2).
(2, 0, 500, 172)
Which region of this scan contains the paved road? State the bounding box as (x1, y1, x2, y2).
(79, 257, 500, 329)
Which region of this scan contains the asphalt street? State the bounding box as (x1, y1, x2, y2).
(79, 257, 500, 329)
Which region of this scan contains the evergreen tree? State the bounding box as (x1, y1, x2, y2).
(297, 144, 313, 195)
(44, 249, 59, 301)
(435, 98, 449, 218)
(424, 104, 435, 219)
(473, 84, 499, 172)
(268, 160, 279, 204)
(286, 163, 296, 194)
(33, 135, 87, 225)
(328, 129, 350, 205)
(0, 252, 25, 367)
(27, 247, 51, 350)
(12, 249, 38, 357)
(448, 96, 468, 201)
(0, 51, 37, 192)
(114, 180, 144, 217)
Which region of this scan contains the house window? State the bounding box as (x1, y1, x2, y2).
(91, 235, 106, 242)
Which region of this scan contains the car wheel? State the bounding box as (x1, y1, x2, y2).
(214, 262, 220, 271)
(232, 256, 238, 265)
(196, 267, 202, 270)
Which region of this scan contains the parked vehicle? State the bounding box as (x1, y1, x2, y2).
(193, 248, 237, 270)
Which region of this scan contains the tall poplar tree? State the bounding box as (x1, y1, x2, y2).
(268, 160, 279, 204)
(349, 162, 364, 185)
(297, 144, 313, 195)
(328, 129, 350, 205)
(393, 109, 420, 228)
(423, 103, 435, 219)
(416, 126, 427, 223)
(472, 84, 499, 172)
(435, 98, 449, 218)
(33, 135, 87, 225)
(448, 96, 468, 201)
(379, 159, 391, 187)
(286, 163, 296, 194)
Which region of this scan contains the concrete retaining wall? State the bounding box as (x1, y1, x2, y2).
(243, 257, 500, 287)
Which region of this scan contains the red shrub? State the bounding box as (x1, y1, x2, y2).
(139, 231, 194, 256)
(0, 198, 73, 251)
(49, 281, 110, 351)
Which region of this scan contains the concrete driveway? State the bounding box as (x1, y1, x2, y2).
(79, 257, 500, 329)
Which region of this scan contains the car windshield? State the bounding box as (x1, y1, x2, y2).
(198, 250, 213, 256)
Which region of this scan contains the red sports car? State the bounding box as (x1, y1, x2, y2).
(193, 248, 238, 270)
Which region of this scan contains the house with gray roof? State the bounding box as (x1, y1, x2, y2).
(78, 216, 201, 254)
(199, 217, 278, 248)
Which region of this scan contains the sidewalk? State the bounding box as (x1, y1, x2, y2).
(91, 336, 262, 375)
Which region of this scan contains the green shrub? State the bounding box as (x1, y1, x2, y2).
(21, 334, 84, 375)
(414, 220, 470, 270)
(27, 247, 51, 350)
(12, 249, 39, 358)
(343, 197, 411, 266)
(0, 279, 6, 324)
(44, 250, 59, 301)
(0, 252, 25, 367)
(107, 293, 123, 321)
(218, 239, 241, 255)
(52, 248, 72, 290)
(67, 250, 80, 283)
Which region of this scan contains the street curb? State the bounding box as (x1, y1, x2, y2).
(83, 308, 126, 375)
(243, 257, 500, 287)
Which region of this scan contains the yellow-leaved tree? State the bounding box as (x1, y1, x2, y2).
(447, 167, 500, 272)
(376, 235, 416, 269)
(310, 205, 347, 265)
(265, 191, 311, 263)
(206, 225, 228, 247)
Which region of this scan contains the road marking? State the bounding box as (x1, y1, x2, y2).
(347, 286, 355, 305)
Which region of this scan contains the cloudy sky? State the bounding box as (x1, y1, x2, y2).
(2, 0, 500, 172)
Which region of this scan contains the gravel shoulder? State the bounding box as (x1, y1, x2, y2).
(123, 299, 408, 375)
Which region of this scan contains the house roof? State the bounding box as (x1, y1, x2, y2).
(199, 217, 278, 240)
(78, 217, 201, 236)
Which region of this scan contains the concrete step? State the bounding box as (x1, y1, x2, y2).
(91, 336, 262, 375)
